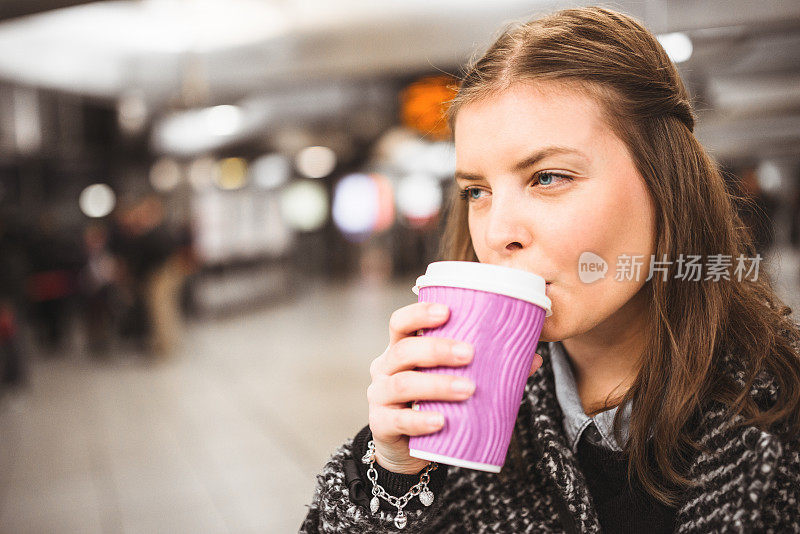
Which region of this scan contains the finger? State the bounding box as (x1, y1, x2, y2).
(369, 406, 445, 441)
(388, 302, 450, 345)
(528, 353, 544, 377)
(374, 370, 476, 406)
(379, 336, 473, 376)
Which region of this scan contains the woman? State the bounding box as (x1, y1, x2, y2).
(301, 6, 800, 533)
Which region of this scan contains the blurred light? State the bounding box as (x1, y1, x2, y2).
(393, 137, 427, 169)
(152, 104, 256, 155)
(372, 173, 395, 232)
(373, 126, 416, 161)
(13, 88, 41, 155)
(206, 105, 242, 136)
(397, 174, 441, 226)
(142, 0, 289, 53)
(280, 180, 328, 232)
(332, 173, 396, 241)
(79, 184, 116, 218)
(380, 133, 455, 177)
(117, 91, 148, 135)
(400, 75, 457, 140)
(425, 141, 456, 178)
(756, 160, 782, 193)
(260, 195, 293, 255)
(333, 173, 378, 240)
(251, 153, 291, 190)
(188, 156, 217, 191)
(657, 32, 692, 63)
(149, 157, 182, 192)
(215, 158, 248, 190)
(295, 145, 337, 179)
(191, 191, 226, 263)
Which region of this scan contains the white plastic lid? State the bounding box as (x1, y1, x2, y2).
(412, 261, 552, 317)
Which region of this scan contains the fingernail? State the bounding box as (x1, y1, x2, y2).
(453, 343, 472, 360)
(427, 414, 444, 426)
(430, 304, 448, 318)
(452, 380, 475, 393)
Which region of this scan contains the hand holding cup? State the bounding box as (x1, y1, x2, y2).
(366, 300, 543, 474)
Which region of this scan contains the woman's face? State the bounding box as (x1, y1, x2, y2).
(453, 82, 657, 342)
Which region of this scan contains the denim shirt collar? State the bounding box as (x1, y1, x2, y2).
(548, 340, 631, 453)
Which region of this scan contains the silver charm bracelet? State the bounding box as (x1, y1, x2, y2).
(361, 440, 438, 530)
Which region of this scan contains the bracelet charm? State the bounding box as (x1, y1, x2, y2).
(362, 440, 438, 529)
(419, 488, 434, 506)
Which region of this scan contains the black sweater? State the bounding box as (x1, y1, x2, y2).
(574, 425, 677, 533)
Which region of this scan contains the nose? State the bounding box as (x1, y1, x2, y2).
(482, 192, 534, 258)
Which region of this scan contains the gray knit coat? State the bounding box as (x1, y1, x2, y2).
(301, 342, 800, 533)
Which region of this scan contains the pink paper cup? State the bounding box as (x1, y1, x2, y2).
(408, 261, 552, 472)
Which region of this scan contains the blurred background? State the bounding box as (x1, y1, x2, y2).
(0, 0, 798, 532)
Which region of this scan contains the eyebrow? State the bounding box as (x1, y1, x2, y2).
(454, 146, 589, 181)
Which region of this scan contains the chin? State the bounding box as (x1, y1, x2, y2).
(537, 322, 561, 344)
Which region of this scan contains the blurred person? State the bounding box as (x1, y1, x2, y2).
(302, 7, 800, 533)
(0, 301, 22, 388)
(109, 201, 147, 347)
(174, 221, 199, 315)
(138, 195, 189, 358)
(0, 215, 29, 389)
(78, 222, 119, 357)
(111, 195, 187, 359)
(26, 212, 82, 354)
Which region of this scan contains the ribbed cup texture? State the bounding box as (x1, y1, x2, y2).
(408, 286, 546, 470)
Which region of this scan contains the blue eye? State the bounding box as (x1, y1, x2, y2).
(457, 172, 572, 203)
(539, 172, 555, 186)
(536, 171, 571, 186)
(458, 187, 485, 202)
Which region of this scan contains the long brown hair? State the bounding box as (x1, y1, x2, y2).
(440, 6, 800, 506)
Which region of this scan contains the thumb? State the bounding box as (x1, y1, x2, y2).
(529, 352, 543, 377)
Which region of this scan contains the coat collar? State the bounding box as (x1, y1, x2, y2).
(523, 342, 603, 532)
(521, 341, 784, 533)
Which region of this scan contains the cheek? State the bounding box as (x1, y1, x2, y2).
(467, 212, 488, 260)
(540, 185, 656, 339)
(556, 182, 656, 283)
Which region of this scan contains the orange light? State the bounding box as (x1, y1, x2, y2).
(400, 75, 458, 140)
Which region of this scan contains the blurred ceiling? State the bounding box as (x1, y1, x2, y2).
(0, 0, 797, 160)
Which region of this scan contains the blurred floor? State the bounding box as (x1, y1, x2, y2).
(0, 275, 417, 534)
(0, 247, 798, 534)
